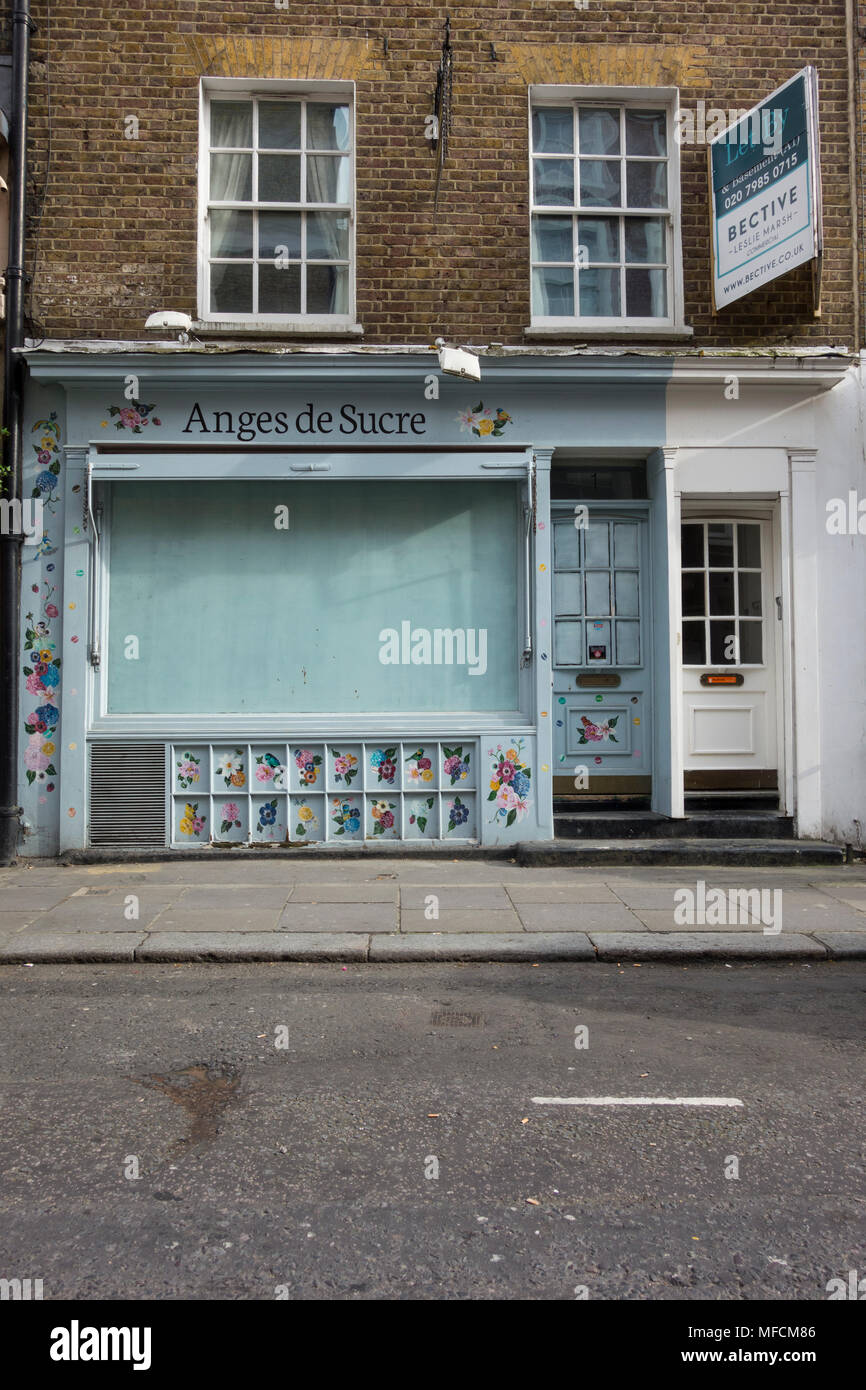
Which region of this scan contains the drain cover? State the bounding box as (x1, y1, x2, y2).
(430, 1011, 484, 1027)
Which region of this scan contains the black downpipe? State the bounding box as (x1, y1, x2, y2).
(0, 1, 31, 864)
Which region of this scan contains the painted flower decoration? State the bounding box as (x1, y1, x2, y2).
(457, 403, 512, 438)
(219, 802, 242, 835)
(488, 737, 532, 827)
(108, 400, 161, 433)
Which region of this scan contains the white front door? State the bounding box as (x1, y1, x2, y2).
(680, 516, 779, 786)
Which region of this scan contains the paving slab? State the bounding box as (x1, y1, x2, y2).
(606, 882, 700, 909)
(136, 932, 368, 961)
(277, 902, 397, 932)
(168, 885, 293, 910)
(633, 910, 768, 932)
(288, 883, 399, 903)
(589, 932, 828, 960)
(399, 885, 513, 910)
(0, 932, 145, 962)
(369, 932, 596, 961)
(810, 932, 866, 958)
(513, 902, 641, 932)
(773, 901, 866, 930)
(147, 908, 282, 932)
(504, 883, 619, 904)
(0, 886, 76, 911)
(0, 910, 39, 935)
(35, 891, 179, 931)
(400, 908, 522, 933)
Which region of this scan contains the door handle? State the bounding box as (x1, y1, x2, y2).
(775, 596, 782, 620)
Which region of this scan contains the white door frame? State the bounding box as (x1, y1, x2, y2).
(678, 499, 790, 814)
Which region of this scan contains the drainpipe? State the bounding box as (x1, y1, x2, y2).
(0, 0, 32, 865)
(846, 0, 860, 347)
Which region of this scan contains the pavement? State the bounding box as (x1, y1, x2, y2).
(2, 856, 866, 962)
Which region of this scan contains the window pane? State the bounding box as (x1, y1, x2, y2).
(258, 263, 301, 313)
(210, 152, 252, 201)
(579, 108, 620, 155)
(210, 209, 252, 258)
(585, 523, 610, 566)
(258, 154, 301, 202)
(210, 262, 252, 313)
(306, 264, 349, 314)
(578, 216, 618, 262)
(533, 158, 574, 205)
(556, 620, 582, 665)
(307, 103, 350, 150)
(579, 267, 620, 316)
(531, 214, 572, 262)
(211, 102, 252, 148)
(709, 570, 735, 615)
(532, 106, 573, 154)
(554, 571, 582, 615)
(708, 523, 734, 566)
(306, 154, 349, 203)
(585, 570, 611, 615)
(625, 267, 667, 317)
(681, 571, 705, 617)
(738, 572, 762, 617)
(625, 217, 665, 263)
(681, 524, 704, 567)
(554, 523, 580, 568)
(532, 266, 574, 315)
(258, 101, 301, 149)
(682, 621, 705, 665)
(737, 523, 761, 568)
(615, 620, 640, 665)
(625, 110, 666, 156)
(739, 621, 763, 664)
(579, 160, 621, 207)
(613, 522, 639, 565)
(614, 570, 639, 616)
(586, 622, 611, 661)
(710, 621, 737, 664)
(307, 211, 350, 260)
(258, 210, 301, 260)
(626, 160, 667, 208)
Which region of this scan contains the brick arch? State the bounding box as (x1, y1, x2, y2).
(501, 42, 712, 90)
(180, 34, 387, 81)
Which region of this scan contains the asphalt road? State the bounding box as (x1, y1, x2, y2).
(0, 960, 863, 1300)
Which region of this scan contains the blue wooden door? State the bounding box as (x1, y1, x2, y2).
(551, 505, 652, 789)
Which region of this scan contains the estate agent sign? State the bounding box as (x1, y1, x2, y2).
(710, 67, 822, 309)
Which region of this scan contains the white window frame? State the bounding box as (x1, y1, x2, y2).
(528, 85, 686, 335)
(196, 78, 358, 333)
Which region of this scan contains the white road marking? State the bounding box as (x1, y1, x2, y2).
(532, 1096, 744, 1108)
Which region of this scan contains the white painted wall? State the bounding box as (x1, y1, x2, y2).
(813, 366, 866, 848)
(667, 363, 866, 845)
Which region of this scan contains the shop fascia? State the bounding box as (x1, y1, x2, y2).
(181, 400, 429, 441)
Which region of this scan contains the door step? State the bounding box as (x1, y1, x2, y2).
(521, 838, 844, 867)
(554, 810, 794, 840)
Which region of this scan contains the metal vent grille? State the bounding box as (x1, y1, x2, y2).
(89, 742, 167, 846)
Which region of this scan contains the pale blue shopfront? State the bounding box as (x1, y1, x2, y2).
(18, 351, 673, 854)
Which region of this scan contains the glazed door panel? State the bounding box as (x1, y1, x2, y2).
(680, 518, 778, 779)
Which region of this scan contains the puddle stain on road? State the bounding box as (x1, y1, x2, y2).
(131, 1063, 242, 1149)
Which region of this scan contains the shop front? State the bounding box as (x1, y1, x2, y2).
(16, 349, 847, 854)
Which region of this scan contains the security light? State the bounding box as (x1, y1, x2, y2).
(435, 337, 481, 382)
(145, 310, 192, 332)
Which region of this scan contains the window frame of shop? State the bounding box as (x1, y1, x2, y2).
(196, 78, 357, 331)
(528, 85, 685, 334)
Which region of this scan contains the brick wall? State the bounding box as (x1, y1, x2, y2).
(24, 0, 856, 347)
